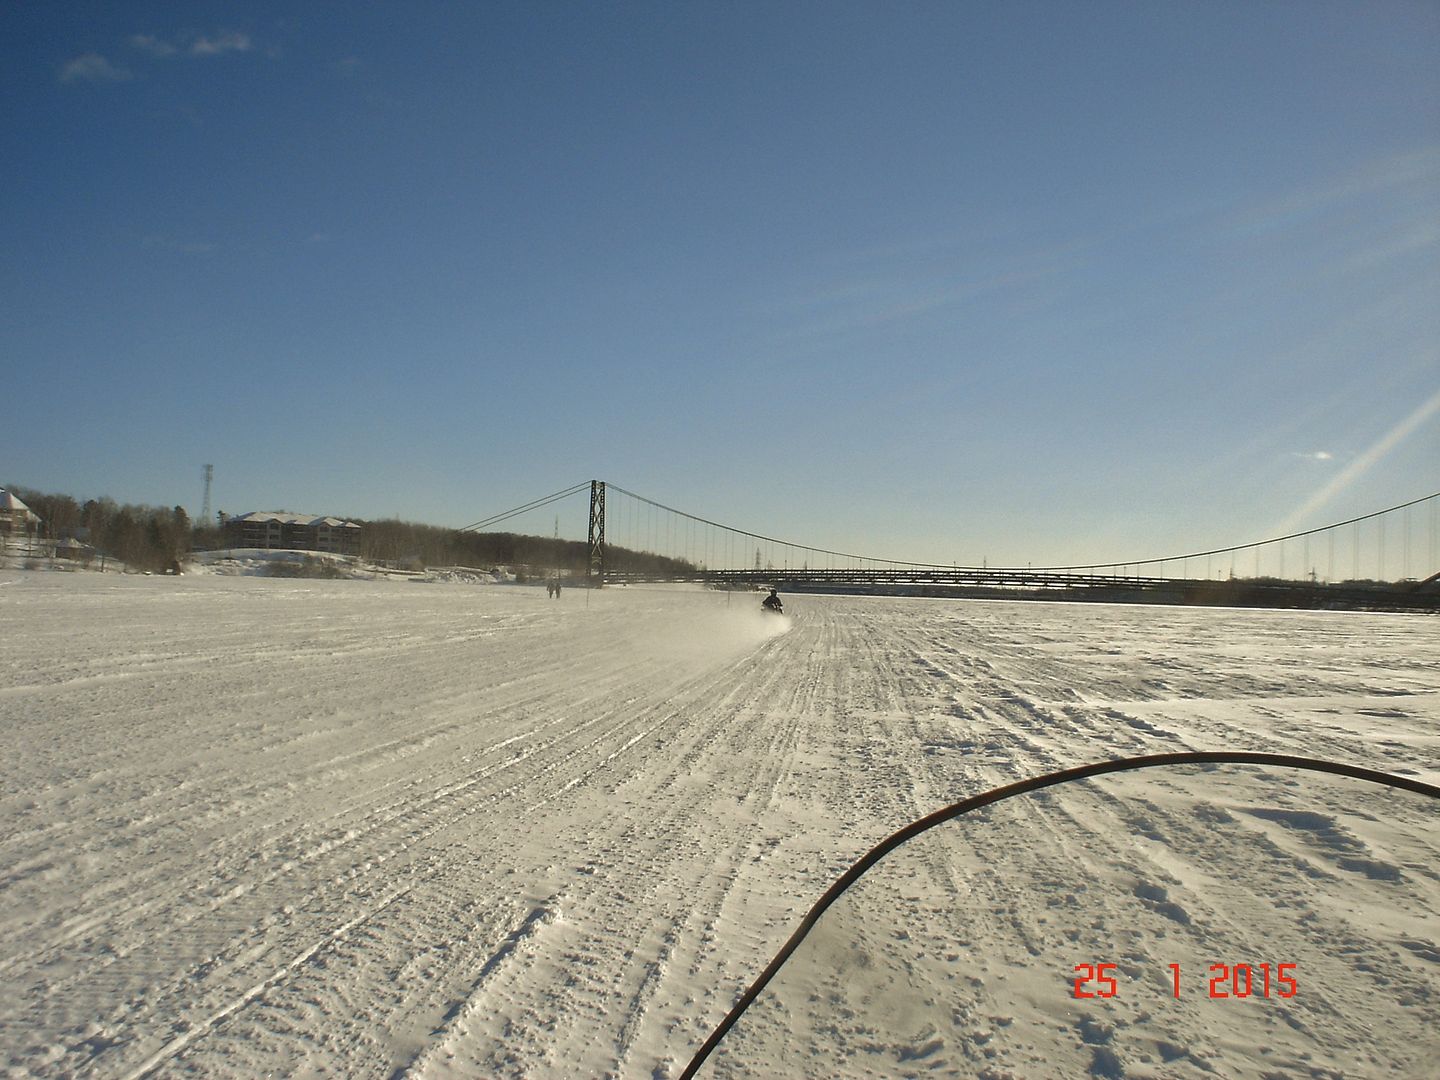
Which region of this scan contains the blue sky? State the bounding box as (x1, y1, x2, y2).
(4, 1, 1437, 567)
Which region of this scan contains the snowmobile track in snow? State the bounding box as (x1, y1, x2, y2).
(1, 575, 1436, 1078)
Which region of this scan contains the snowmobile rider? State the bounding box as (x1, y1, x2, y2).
(762, 588, 783, 613)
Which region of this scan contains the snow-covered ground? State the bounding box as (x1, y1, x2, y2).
(1, 573, 1436, 1078)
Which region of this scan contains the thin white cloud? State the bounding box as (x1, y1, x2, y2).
(775, 237, 1087, 343)
(63, 30, 255, 87)
(1290, 451, 1335, 462)
(126, 30, 253, 60)
(142, 235, 217, 254)
(1225, 146, 1440, 240)
(59, 53, 132, 83)
(1342, 218, 1440, 274)
(188, 31, 251, 57)
(129, 34, 177, 57)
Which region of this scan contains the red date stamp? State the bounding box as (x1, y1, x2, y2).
(1073, 963, 1297, 999)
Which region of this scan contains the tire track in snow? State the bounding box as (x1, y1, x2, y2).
(0, 652, 655, 997)
(2, 590, 786, 1078)
(395, 900, 561, 1079)
(435, 632, 812, 1077)
(117, 885, 413, 1080)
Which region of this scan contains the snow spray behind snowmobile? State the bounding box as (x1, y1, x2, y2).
(682, 752, 1440, 1079)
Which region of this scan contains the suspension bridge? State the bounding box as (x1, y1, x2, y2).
(461, 482, 1440, 613)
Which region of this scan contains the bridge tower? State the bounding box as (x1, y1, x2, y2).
(588, 480, 606, 583)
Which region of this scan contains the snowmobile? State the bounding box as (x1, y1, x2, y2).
(681, 752, 1440, 1078)
(760, 590, 784, 615)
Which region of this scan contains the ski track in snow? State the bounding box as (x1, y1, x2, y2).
(0, 573, 1436, 1078)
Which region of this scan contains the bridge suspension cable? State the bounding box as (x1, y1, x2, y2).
(1032, 490, 1440, 573)
(458, 482, 591, 533)
(460, 481, 1439, 585)
(606, 484, 952, 570)
(610, 484, 1440, 583)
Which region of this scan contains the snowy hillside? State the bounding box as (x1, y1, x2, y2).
(1, 574, 1436, 1078)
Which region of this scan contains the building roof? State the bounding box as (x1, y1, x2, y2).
(230, 511, 361, 528)
(0, 489, 41, 522)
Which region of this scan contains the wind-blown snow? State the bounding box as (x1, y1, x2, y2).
(1, 573, 1436, 1078)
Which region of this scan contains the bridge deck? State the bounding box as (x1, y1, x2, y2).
(597, 567, 1439, 613)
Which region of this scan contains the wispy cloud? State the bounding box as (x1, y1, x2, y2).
(129, 34, 177, 58)
(142, 235, 217, 255)
(775, 236, 1088, 343)
(1224, 146, 1440, 241)
(63, 30, 255, 84)
(1290, 451, 1335, 462)
(1341, 218, 1440, 275)
(128, 29, 253, 59)
(189, 32, 251, 57)
(59, 53, 132, 83)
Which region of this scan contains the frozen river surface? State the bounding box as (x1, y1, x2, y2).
(1, 574, 1436, 1078)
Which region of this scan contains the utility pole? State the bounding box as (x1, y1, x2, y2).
(201, 464, 213, 525)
